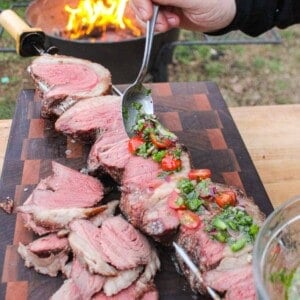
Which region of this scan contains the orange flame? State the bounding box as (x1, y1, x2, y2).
(64, 0, 142, 39)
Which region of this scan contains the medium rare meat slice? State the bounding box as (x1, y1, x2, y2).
(120, 151, 191, 240)
(103, 266, 143, 296)
(51, 258, 105, 300)
(18, 234, 69, 277)
(50, 279, 82, 300)
(203, 263, 256, 300)
(22, 161, 104, 209)
(55, 95, 122, 142)
(98, 215, 152, 270)
(18, 161, 104, 235)
(70, 258, 105, 298)
(174, 184, 265, 297)
(28, 55, 111, 118)
(93, 283, 159, 300)
(27, 233, 69, 255)
(18, 205, 107, 233)
(88, 132, 130, 181)
(68, 219, 118, 276)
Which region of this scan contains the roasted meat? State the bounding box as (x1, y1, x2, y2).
(28, 55, 111, 118)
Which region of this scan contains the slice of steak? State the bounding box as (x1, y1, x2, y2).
(18, 161, 104, 235)
(27, 233, 69, 256)
(120, 151, 191, 241)
(121, 156, 163, 191)
(175, 184, 265, 297)
(18, 205, 107, 233)
(28, 55, 111, 118)
(50, 279, 82, 300)
(55, 95, 121, 142)
(134, 249, 160, 298)
(71, 258, 105, 298)
(103, 266, 143, 296)
(88, 132, 130, 181)
(51, 258, 105, 300)
(203, 264, 256, 300)
(18, 239, 69, 277)
(68, 219, 118, 276)
(98, 215, 152, 270)
(93, 282, 159, 300)
(23, 161, 104, 209)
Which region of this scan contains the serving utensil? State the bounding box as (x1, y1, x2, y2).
(121, 5, 159, 137)
(173, 242, 221, 300)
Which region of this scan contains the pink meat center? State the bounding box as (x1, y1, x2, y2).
(32, 63, 99, 91)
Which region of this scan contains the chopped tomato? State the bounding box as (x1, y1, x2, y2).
(161, 154, 182, 171)
(188, 169, 212, 181)
(177, 210, 201, 229)
(128, 136, 144, 154)
(150, 132, 173, 149)
(168, 191, 186, 210)
(215, 191, 236, 208)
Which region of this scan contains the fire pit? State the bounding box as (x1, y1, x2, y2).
(25, 0, 179, 83)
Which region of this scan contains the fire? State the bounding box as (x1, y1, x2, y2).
(64, 0, 142, 40)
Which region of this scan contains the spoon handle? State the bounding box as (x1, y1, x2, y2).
(134, 5, 159, 85)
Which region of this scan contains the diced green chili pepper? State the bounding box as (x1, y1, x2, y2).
(230, 238, 247, 252)
(213, 218, 227, 230)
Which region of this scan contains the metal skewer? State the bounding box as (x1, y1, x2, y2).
(173, 242, 221, 300)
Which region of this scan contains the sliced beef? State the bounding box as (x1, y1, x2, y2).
(203, 264, 256, 300)
(53, 258, 105, 300)
(175, 184, 265, 297)
(28, 55, 111, 118)
(68, 219, 118, 276)
(55, 95, 122, 142)
(18, 161, 104, 235)
(18, 235, 69, 277)
(120, 151, 191, 241)
(103, 266, 143, 296)
(98, 215, 152, 270)
(88, 132, 130, 181)
(27, 233, 69, 256)
(22, 161, 104, 209)
(50, 279, 82, 300)
(93, 282, 158, 300)
(18, 205, 107, 233)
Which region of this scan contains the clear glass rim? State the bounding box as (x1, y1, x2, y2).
(253, 195, 300, 300)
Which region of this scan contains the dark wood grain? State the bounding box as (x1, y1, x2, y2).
(0, 82, 273, 299)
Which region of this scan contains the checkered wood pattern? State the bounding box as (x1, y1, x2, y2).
(0, 82, 272, 299)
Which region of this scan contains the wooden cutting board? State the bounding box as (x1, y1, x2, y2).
(0, 82, 273, 299)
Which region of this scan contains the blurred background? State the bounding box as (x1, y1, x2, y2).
(0, 0, 299, 119)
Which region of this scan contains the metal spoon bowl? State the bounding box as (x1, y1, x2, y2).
(121, 5, 159, 137)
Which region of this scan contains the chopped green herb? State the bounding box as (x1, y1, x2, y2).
(152, 150, 166, 162)
(230, 238, 247, 252)
(177, 178, 194, 194)
(207, 206, 260, 251)
(186, 197, 203, 211)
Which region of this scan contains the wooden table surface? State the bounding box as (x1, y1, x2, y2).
(1, 104, 299, 209)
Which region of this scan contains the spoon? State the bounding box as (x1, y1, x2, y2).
(121, 5, 159, 137)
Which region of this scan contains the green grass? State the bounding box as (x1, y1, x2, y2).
(0, 100, 15, 119)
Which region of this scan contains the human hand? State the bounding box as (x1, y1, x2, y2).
(129, 0, 236, 33)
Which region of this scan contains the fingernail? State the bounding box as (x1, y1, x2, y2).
(167, 16, 178, 27)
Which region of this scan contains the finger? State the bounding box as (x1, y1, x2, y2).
(161, 9, 180, 28)
(129, 0, 153, 21)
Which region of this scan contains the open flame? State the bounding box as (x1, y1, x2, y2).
(64, 0, 142, 40)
